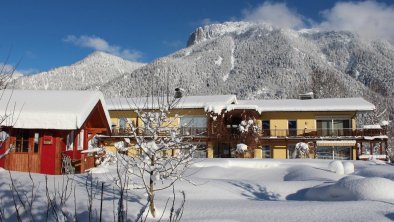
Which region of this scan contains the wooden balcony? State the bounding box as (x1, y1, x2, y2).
(261, 128, 387, 138)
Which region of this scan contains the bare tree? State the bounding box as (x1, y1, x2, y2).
(0, 56, 20, 159)
(112, 83, 195, 218)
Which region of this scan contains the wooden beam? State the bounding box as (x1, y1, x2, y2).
(86, 128, 107, 132)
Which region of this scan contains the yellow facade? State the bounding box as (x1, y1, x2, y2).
(254, 148, 262, 159)
(352, 147, 357, 160)
(207, 142, 214, 158)
(110, 109, 207, 129)
(106, 107, 364, 160)
(261, 111, 357, 137)
(272, 146, 287, 159)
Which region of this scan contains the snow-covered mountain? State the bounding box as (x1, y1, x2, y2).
(100, 21, 393, 121)
(13, 21, 394, 122)
(14, 51, 145, 90)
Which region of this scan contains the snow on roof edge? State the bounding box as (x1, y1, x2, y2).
(0, 90, 112, 131)
(106, 95, 237, 110)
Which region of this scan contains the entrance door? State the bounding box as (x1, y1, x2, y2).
(40, 134, 56, 174)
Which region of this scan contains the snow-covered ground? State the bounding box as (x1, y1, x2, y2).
(1, 158, 394, 221)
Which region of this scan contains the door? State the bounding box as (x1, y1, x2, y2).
(40, 134, 56, 174)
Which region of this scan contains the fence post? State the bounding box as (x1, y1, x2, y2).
(100, 182, 104, 222)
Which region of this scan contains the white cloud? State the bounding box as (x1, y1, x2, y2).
(243, 2, 306, 29)
(63, 35, 142, 61)
(318, 1, 394, 42)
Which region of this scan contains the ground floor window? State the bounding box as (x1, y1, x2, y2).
(66, 131, 74, 151)
(33, 132, 39, 153)
(15, 130, 29, 152)
(287, 144, 296, 159)
(214, 143, 232, 158)
(358, 141, 386, 156)
(179, 142, 207, 158)
(193, 142, 207, 158)
(262, 145, 271, 158)
(316, 146, 351, 160)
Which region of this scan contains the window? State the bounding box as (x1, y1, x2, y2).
(0, 131, 9, 142)
(180, 116, 207, 136)
(78, 130, 84, 150)
(180, 116, 207, 128)
(66, 131, 74, 151)
(361, 143, 370, 155)
(372, 142, 386, 155)
(316, 146, 351, 160)
(317, 118, 350, 136)
(33, 132, 39, 153)
(119, 117, 128, 129)
(262, 120, 270, 136)
(287, 144, 296, 159)
(180, 142, 207, 158)
(262, 145, 271, 158)
(288, 120, 297, 136)
(88, 133, 98, 149)
(15, 130, 29, 152)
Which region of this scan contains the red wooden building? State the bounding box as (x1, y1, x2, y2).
(0, 90, 111, 174)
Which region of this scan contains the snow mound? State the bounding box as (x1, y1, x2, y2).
(356, 166, 394, 180)
(328, 160, 344, 175)
(193, 159, 280, 169)
(343, 162, 354, 174)
(0, 167, 5, 173)
(368, 159, 386, 165)
(90, 166, 110, 174)
(284, 165, 343, 182)
(305, 176, 394, 201)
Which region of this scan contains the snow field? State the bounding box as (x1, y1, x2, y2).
(1, 158, 394, 221)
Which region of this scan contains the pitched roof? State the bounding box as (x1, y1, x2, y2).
(106, 95, 237, 110)
(0, 90, 111, 130)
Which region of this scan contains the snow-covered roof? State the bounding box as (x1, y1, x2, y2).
(0, 90, 111, 130)
(232, 98, 375, 112)
(106, 95, 237, 110)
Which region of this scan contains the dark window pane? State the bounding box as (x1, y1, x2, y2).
(34, 132, 39, 153)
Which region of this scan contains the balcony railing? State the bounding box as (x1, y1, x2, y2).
(261, 128, 386, 138)
(111, 127, 386, 139)
(111, 127, 208, 137)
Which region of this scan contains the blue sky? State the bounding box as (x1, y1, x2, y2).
(1, 0, 393, 74)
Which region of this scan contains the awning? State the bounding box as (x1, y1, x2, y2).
(316, 140, 356, 147)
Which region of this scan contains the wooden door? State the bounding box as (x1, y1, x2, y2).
(40, 134, 56, 174)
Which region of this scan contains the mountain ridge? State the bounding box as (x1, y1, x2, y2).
(13, 21, 394, 123)
(14, 51, 145, 90)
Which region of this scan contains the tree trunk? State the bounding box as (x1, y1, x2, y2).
(149, 156, 156, 218)
(149, 189, 156, 217)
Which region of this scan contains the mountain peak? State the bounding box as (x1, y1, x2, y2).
(187, 21, 277, 46)
(83, 51, 121, 61)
